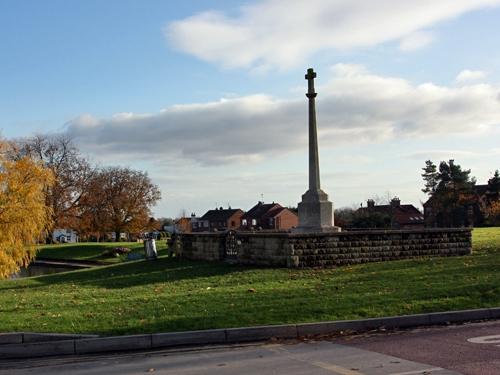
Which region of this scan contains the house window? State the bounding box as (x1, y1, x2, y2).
(251, 219, 257, 226)
(242, 219, 247, 226)
(231, 221, 235, 227)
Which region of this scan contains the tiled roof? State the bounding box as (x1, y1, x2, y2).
(241, 202, 281, 220)
(261, 206, 297, 219)
(201, 209, 242, 222)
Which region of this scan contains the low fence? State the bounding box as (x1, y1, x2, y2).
(178, 228, 472, 268)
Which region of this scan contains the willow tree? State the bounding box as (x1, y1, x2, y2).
(0, 155, 53, 278)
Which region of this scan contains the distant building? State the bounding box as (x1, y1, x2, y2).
(52, 228, 78, 243)
(357, 198, 424, 229)
(174, 216, 193, 233)
(194, 207, 244, 232)
(424, 184, 499, 227)
(240, 201, 298, 231)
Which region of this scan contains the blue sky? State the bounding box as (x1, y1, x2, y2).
(1, 0, 499, 217)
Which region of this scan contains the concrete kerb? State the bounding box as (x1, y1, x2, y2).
(0, 333, 22, 345)
(75, 334, 152, 355)
(489, 307, 500, 319)
(0, 340, 75, 359)
(152, 329, 226, 348)
(1, 307, 498, 359)
(226, 324, 297, 343)
(0, 332, 97, 346)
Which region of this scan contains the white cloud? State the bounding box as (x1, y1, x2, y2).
(166, 0, 500, 70)
(406, 148, 500, 160)
(399, 31, 434, 52)
(67, 64, 500, 166)
(456, 69, 488, 83)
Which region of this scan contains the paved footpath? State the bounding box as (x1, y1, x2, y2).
(0, 320, 498, 375)
(0, 342, 460, 375)
(333, 320, 500, 375)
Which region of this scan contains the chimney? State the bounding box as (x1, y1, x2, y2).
(390, 197, 401, 207)
(367, 199, 375, 208)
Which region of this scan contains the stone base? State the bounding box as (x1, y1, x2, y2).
(291, 225, 341, 233)
(296, 189, 338, 231)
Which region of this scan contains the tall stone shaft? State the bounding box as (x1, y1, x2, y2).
(294, 68, 341, 233)
(306, 68, 321, 192)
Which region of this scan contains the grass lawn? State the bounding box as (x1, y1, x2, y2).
(0, 227, 498, 336)
(36, 241, 169, 264)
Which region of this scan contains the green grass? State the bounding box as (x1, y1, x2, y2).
(0, 228, 498, 336)
(36, 241, 169, 264)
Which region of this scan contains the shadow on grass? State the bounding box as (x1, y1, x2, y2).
(3, 257, 252, 291)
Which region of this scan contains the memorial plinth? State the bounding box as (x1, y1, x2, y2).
(294, 68, 340, 233)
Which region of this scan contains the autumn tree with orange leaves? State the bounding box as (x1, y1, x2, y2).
(80, 167, 161, 241)
(0, 151, 53, 278)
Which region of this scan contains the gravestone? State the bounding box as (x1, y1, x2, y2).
(294, 68, 340, 233)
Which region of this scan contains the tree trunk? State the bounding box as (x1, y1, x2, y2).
(115, 231, 120, 242)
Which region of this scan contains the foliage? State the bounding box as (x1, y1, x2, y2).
(334, 206, 392, 229)
(9, 135, 94, 232)
(0, 154, 53, 278)
(421, 160, 438, 194)
(333, 207, 356, 228)
(422, 159, 477, 227)
(79, 167, 161, 241)
(487, 170, 500, 193)
(485, 201, 500, 226)
(0, 228, 498, 334)
(351, 211, 391, 229)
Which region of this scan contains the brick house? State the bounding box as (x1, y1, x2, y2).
(174, 216, 192, 233)
(240, 201, 298, 231)
(357, 198, 424, 229)
(194, 207, 244, 232)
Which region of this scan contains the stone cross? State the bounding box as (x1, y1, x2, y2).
(294, 68, 340, 232)
(305, 68, 320, 192)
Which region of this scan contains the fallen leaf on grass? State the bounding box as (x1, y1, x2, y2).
(248, 288, 256, 293)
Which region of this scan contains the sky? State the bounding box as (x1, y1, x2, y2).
(1, 0, 499, 218)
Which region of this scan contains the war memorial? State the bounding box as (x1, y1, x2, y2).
(178, 69, 472, 267)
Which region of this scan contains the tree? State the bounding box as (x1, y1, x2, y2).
(422, 159, 476, 227)
(421, 160, 438, 194)
(485, 201, 500, 226)
(9, 135, 94, 232)
(80, 167, 161, 241)
(351, 211, 391, 229)
(487, 170, 500, 196)
(0, 153, 53, 278)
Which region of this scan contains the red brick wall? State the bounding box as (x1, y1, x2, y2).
(276, 210, 298, 230)
(227, 211, 244, 230)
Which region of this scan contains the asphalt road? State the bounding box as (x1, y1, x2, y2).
(0, 320, 498, 375)
(333, 320, 500, 375)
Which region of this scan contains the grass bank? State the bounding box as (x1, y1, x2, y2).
(0, 228, 498, 336)
(36, 241, 169, 264)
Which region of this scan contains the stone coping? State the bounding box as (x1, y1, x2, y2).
(1, 307, 497, 359)
(182, 228, 472, 238)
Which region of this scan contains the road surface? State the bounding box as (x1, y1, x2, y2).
(1, 320, 498, 374)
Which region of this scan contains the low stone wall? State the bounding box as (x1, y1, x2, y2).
(289, 228, 471, 268)
(178, 228, 472, 268)
(179, 233, 224, 261)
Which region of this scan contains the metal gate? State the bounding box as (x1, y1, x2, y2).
(224, 230, 238, 258)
